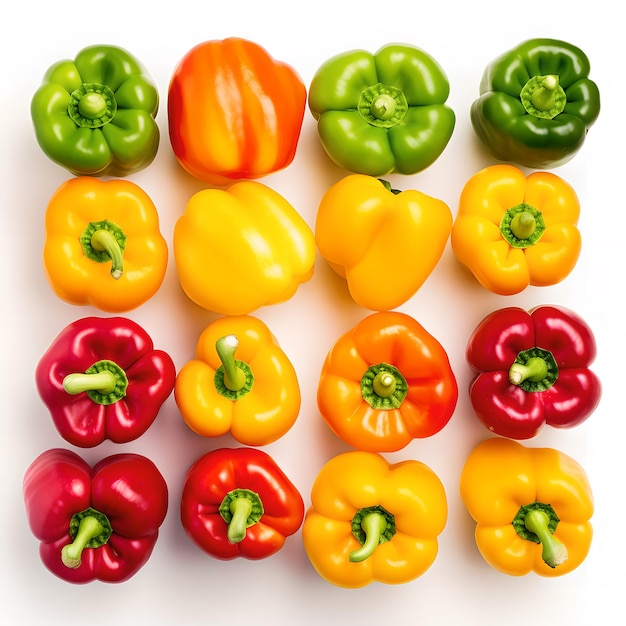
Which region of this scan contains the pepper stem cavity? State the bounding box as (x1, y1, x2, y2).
(63, 359, 129, 405)
(361, 362, 408, 409)
(358, 83, 408, 128)
(520, 74, 567, 120)
(512, 502, 568, 569)
(214, 335, 254, 400)
(61, 507, 112, 569)
(509, 347, 558, 392)
(219, 489, 264, 544)
(79, 219, 127, 280)
(349, 505, 396, 562)
(68, 83, 117, 128)
(500, 203, 546, 249)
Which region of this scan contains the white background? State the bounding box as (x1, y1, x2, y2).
(2, 1, 624, 624)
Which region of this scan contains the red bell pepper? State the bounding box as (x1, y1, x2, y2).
(180, 447, 304, 560)
(35, 316, 176, 447)
(466, 305, 601, 439)
(23, 448, 168, 584)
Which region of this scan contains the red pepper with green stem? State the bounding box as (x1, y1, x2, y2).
(23, 448, 168, 584)
(466, 305, 601, 439)
(180, 447, 304, 560)
(36, 316, 176, 447)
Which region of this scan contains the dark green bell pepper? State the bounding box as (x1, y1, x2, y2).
(31, 45, 160, 177)
(471, 38, 600, 169)
(308, 44, 455, 177)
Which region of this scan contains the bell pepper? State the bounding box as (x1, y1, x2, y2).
(317, 311, 458, 452)
(315, 175, 452, 311)
(31, 44, 160, 176)
(460, 438, 593, 577)
(168, 37, 306, 185)
(23, 448, 168, 584)
(180, 447, 304, 561)
(36, 316, 176, 448)
(308, 43, 455, 176)
(466, 305, 601, 439)
(175, 315, 301, 446)
(173, 180, 316, 316)
(43, 177, 168, 312)
(451, 164, 582, 295)
(471, 38, 600, 168)
(302, 450, 447, 588)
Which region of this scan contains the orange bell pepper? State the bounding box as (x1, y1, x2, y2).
(317, 311, 458, 452)
(315, 175, 452, 311)
(43, 177, 168, 312)
(168, 37, 306, 186)
(174, 315, 301, 446)
(451, 164, 581, 295)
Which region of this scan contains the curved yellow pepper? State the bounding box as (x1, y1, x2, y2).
(302, 450, 447, 588)
(43, 177, 168, 312)
(460, 438, 593, 577)
(174, 181, 316, 315)
(315, 174, 452, 311)
(451, 164, 581, 295)
(174, 315, 301, 446)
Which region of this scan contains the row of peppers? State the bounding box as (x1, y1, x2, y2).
(25, 304, 601, 585)
(24, 36, 601, 587)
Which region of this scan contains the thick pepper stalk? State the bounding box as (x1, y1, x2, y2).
(23, 448, 168, 584)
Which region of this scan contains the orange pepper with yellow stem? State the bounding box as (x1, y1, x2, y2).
(43, 177, 168, 312)
(460, 437, 593, 577)
(174, 315, 301, 446)
(451, 164, 581, 295)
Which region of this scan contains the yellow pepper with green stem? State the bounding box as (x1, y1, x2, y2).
(460, 437, 593, 577)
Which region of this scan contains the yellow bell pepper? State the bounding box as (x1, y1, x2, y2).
(173, 181, 316, 315)
(451, 164, 581, 295)
(302, 450, 447, 588)
(43, 177, 168, 312)
(315, 175, 452, 310)
(460, 438, 593, 577)
(174, 315, 301, 446)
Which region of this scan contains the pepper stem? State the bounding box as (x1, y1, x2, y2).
(509, 211, 537, 240)
(215, 335, 247, 391)
(63, 370, 117, 395)
(91, 228, 124, 279)
(370, 94, 397, 121)
(520, 74, 567, 120)
(349, 511, 389, 562)
(61, 515, 104, 568)
(524, 508, 568, 568)
(219, 489, 264, 545)
(372, 371, 397, 398)
(531, 75, 560, 113)
(226, 497, 253, 544)
(509, 357, 549, 386)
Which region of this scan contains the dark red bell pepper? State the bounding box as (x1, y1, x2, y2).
(23, 448, 168, 584)
(35, 316, 176, 447)
(180, 447, 304, 560)
(466, 305, 601, 439)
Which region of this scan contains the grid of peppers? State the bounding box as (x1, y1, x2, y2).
(24, 37, 601, 586)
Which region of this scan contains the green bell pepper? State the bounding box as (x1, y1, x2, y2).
(308, 44, 455, 177)
(470, 38, 600, 169)
(31, 45, 160, 177)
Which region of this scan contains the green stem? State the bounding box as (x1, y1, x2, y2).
(91, 229, 124, 279)
(219, 489, 264, 545)
(509, 357, 549, 386)
(372, 371, 397, 398)
(215, 335, 247, 391)
(61, 515, 105, 568)
(349, 511, 389, 562)
(361, 363, 408, 409)
(524, 508, 568, 569)
(520, 74, 567, 120)
(370, 94, 397, 121)
(509, 211, 536, 240)
(63, 370, 117, 395)
(79, 219, 126, 279)
(531, 75, 559, 113)
(226, 497, 253, 544)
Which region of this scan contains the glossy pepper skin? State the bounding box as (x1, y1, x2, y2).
(302, 451, 447, 588)
(175, 315, 301, 446)
(36, 316, 176, 447)
(466, 305, 601, 439)
(451, 165, 581, 295)
(180, 447, 304, 561)
(315, 175, 452, 311)
(308, 43, 455, 176)
(471, 38, 600, 168)
(174, 180, 316, 316)
(31, 45, 159, 176)
(43, 177, 168, 312)
(318, 311, 458, 452)
(168, 37, 306, 185)
(460, 438, 593, 577)
(23, 448, 168, 584)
